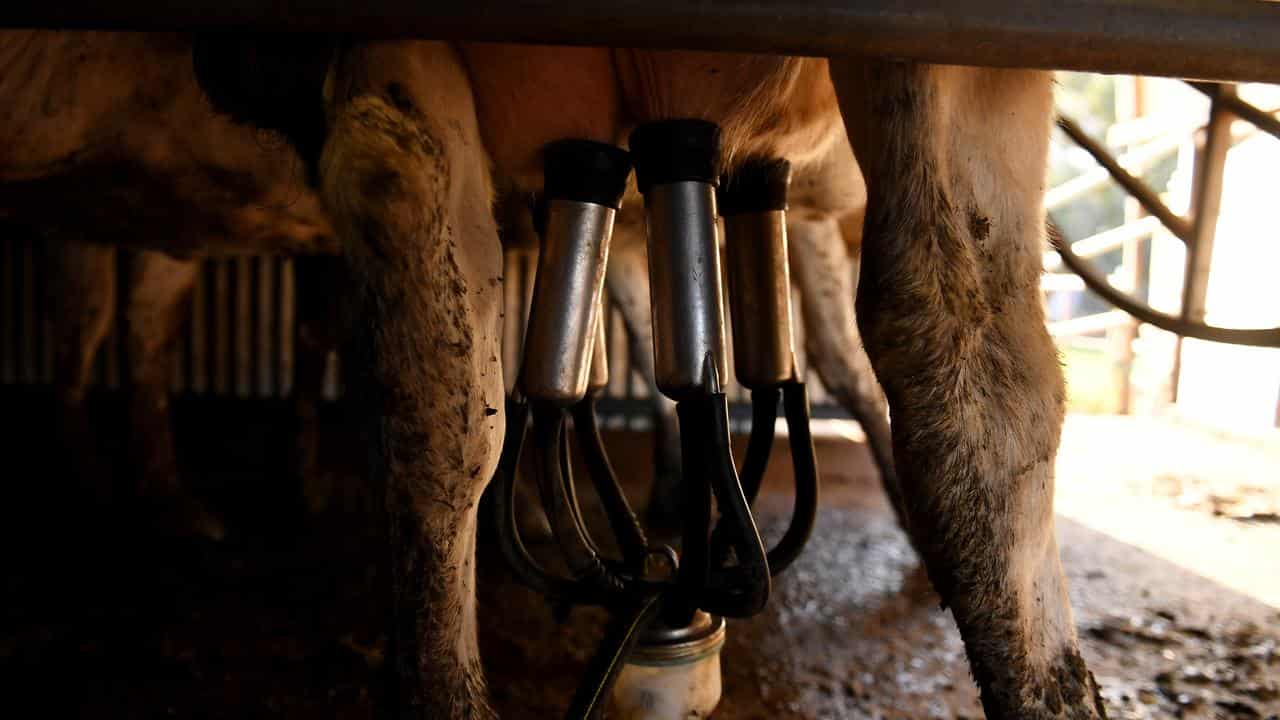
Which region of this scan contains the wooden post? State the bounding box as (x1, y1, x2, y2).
(1111, 75, 1146, 415)
(1171, 84, 1234, 403)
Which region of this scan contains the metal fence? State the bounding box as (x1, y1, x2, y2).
(0, 239, 849, 428)
(1043, 79, 1280, 419)
(0, 244, 323, 397)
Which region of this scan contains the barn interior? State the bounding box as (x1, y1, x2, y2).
(1, 35, 1279, 720)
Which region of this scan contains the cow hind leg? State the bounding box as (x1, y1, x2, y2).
(290, 254, 353, 516)
(320, 42, 504, 718)
(830, 61, 1105, 719)
(122, 251, 225, 540)
(46, 241, 117, 504)
(604, 217, 682, 528)
(788, 214, 902, 526)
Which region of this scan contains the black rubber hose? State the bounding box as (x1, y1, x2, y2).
(563, 593, 664, 720)
(669, 400, 713, 628)
(693, 393, 772, 618)
(558, 425, 602, 556)
(530, 402, 626, 594)
(491, 401, 579, 599)
(708, 386, 779, 564)
(571, 397, 650, 568)
(765, 381, 820, 575)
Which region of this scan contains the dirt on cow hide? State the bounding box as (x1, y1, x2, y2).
(0, 391, 1277, 719)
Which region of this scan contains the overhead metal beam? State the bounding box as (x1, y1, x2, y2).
(4, 1, 1280, 84)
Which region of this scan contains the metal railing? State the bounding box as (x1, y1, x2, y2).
(1044, 79, 1280, 416)
(0, 239, 851, 427)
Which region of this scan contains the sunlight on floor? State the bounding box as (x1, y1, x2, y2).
(1053, 414, 1280, 609)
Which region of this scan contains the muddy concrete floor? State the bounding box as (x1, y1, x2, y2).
(1, 392, 1277, 718)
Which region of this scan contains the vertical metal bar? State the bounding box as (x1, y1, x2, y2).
(273, 254, 286, 394)
(1171, 83, 1234, 402)
(1113, 75, 1146, 415)
(257, 254, 275, 396)
(278, 258, 296, 397)
(213, 258, 230, 394)
(234, 256, 253, 397)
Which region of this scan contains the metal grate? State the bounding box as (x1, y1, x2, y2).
(0, 238, 845, 422)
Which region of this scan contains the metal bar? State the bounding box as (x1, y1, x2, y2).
(5, 1, 1280, 83)
(1113, 75, 1145, 417)
(235, 256, 253, 397)
(1048, 310, 1130, 338)
(1042, 215, 1162, 271)
(270, 256, 284, 397)
(1188, 82, 1280, 142)
(257, 254, 275, 396)
(1048, 221, 1280, 348)
(212, 259, 230, 394)
(1056, 115, 1194, 242)
(1040, 273, 1086, 293)
(1171, 83, 1234, 399)
(278, 258, 296, 396)
(1045, 131, 1184, 212)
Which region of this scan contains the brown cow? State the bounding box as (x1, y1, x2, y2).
(1, 32, 1101, 719)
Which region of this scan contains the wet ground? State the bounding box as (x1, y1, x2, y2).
(1, 391, 1277, 718)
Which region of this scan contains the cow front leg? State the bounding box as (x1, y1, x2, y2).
(830, 61, 1105, 719)
(320, 42, 503, 719)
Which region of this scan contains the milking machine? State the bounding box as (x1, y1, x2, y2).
(490, 125, 818, 719)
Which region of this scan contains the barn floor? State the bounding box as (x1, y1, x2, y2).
(1, 390, 1277, 719)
